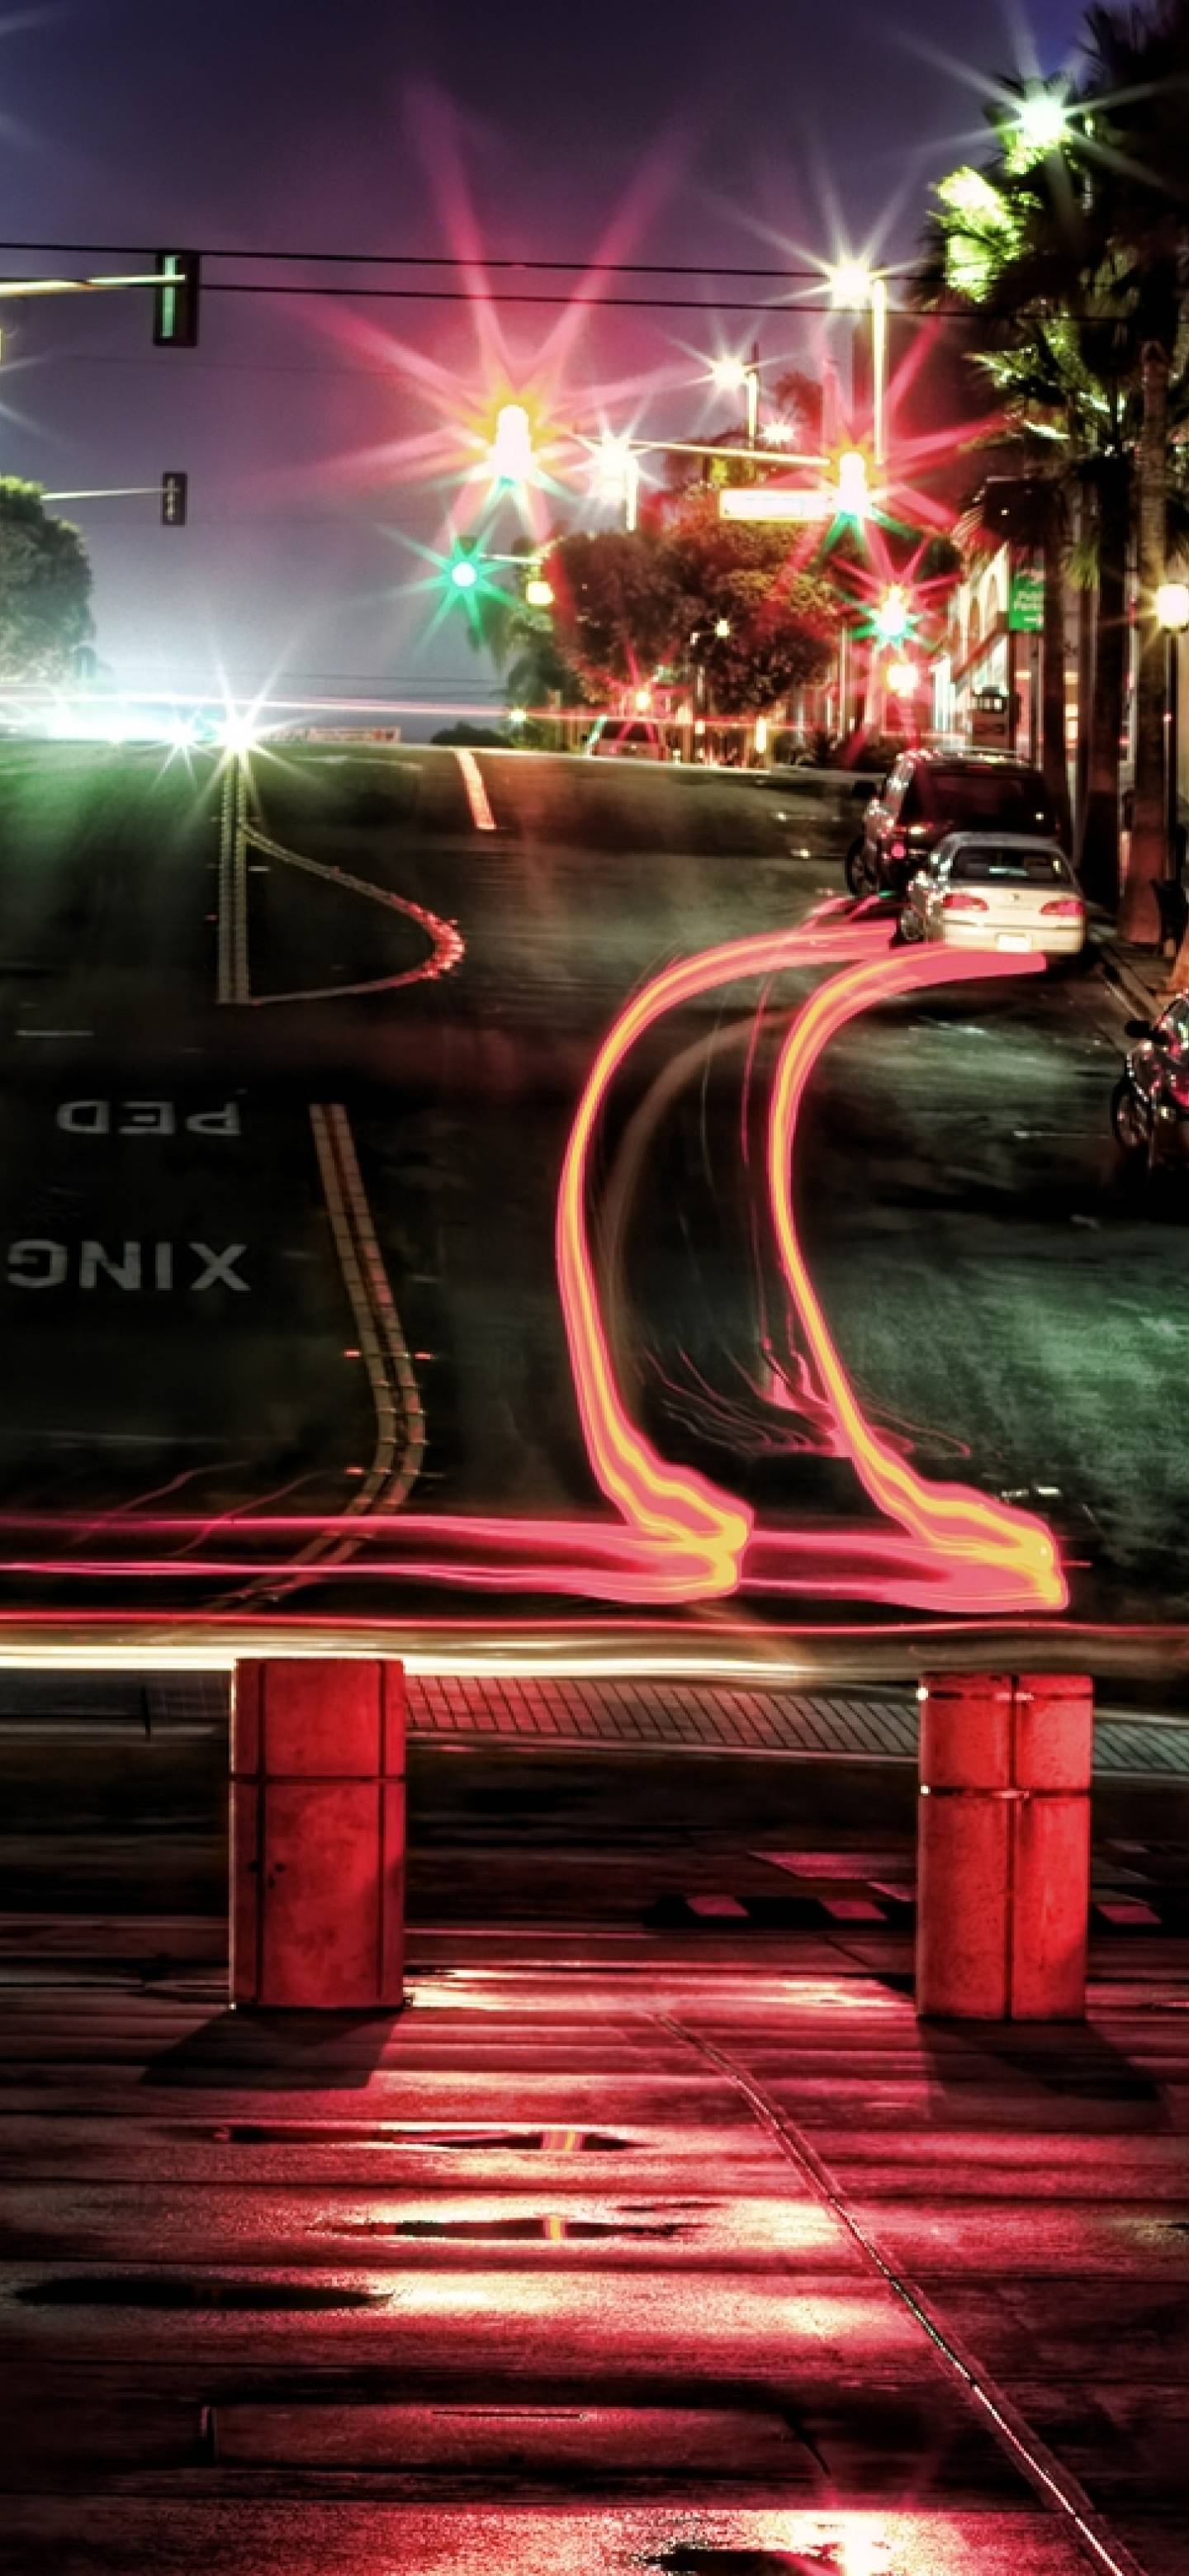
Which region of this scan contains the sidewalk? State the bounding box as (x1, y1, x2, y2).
(5, 1666, 1189, 1778)
(2, 1878, 1187, 2571)
(1092, 913, 1177, 1021)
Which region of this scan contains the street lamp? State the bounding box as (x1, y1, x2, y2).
(711, 350, 760, 447)
(1013, 85, 1073, 160)
(836, 449, 869, 522)
(591, 433, 640, 531)
(874, 586, 910, 646)
(1157, 580, 1189, 877)
(828, 260, 888, 468)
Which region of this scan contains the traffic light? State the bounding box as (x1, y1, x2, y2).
(160, 471, 188, 528)
(490, 403, 533, 484)
(154, 252, 201, 348)
(448, 542, 480, 590)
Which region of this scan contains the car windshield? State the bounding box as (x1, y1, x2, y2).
(926, 767, 1056, 832)
(949, 846, 1070, 885)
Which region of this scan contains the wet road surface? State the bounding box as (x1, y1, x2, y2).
(0, 741, 1180, 1645)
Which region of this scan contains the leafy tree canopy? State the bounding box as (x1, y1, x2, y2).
(0, 480, 92, 684)
(548, 499, 839, 712)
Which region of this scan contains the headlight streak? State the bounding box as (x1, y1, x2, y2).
(763, 942, 1066, 1612)
(0, 910, 1067, 1621)
(555, 920, 888, 1598)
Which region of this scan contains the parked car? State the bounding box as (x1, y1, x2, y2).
(847, 750, 1063, 896)
(585, 717, 666, 760)
(898, 834, 1086, 958)
(1112, 996, 1189, 1169)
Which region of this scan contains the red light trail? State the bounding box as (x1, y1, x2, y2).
(4, 910, 1067, 1621)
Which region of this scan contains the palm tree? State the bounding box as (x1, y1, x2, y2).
(920, 12, 1189, 917)
(920, 158, 1139, 903)
(1080, 2, 1189, 938)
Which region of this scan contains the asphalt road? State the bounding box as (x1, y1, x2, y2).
(0, 738, 1180, 1643)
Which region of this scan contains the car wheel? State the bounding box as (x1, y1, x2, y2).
(1111, 1077, 1149, 1158)
(844, 840, 871, 897)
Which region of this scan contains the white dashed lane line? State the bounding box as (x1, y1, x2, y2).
(453, 747, 498, 833)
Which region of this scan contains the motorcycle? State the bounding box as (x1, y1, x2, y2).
(1111, 1005, 1189, 1173)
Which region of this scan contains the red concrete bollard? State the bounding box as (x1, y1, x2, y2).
(230, 1659, 405, 2010)
(917, 1672, 1092, 2021)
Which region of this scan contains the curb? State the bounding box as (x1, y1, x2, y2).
(1093, 933, 1170, 1023)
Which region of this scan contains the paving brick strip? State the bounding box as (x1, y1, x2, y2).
(0, 1669, 1185, 1778)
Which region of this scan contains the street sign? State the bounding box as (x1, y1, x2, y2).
(971, 687, 1014, 747)
(160, 471, 188, 528)
(1008, 570, 1044, 632)
(720, 486, 832, 523)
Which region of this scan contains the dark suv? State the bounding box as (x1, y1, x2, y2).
(846, 751, 1063, 896)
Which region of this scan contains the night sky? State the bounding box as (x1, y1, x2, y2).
(0, 0, 1085, 713)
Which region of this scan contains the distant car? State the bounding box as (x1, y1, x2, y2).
(848, 750, 1063, 896)
(744, 765, 883, 863)
(585, 717, 666, 761)
(898, 833, 1086, 958)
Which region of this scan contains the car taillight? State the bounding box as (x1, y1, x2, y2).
(940, 891, 989, 913)
(1039, 897, 1084, 918)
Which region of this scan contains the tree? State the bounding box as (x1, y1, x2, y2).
(921, 131, 1152, 906)
(665, 490, 838, 713)
(547, 529, 681, 698)
(0, 480, 92, 684)
(1079, 2, 1189, 939)
(920, 16, 1189, 921)
(548, 506, 838, 714)
(501, 608, 591, 713)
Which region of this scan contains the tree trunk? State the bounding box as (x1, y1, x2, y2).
(1040, 500, 1072, 845)
(1120, 340, 1171, 944)
(1078, 462, 1130, 912)
(1074, 488, 1095, 855)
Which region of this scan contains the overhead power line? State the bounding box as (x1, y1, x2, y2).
(206, 283, 926, 312)
(0, 235, 1085, 320)
(0, 237, 911, 281)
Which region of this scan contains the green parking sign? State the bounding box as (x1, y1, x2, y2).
(1008, 571, 1045, 632)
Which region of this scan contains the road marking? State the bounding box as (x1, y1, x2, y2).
(263, 1103, 426, 1586)
(17, 1029, 92, 1039)
(215, 759, 236, 1006)
(240, 815, 462, 1003)
(454, 747, 497, 832)
(664, 2015, 1146, 2576)
(215, 756, 464, 1008)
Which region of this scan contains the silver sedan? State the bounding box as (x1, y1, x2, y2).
(898, 832, 1086, 959)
